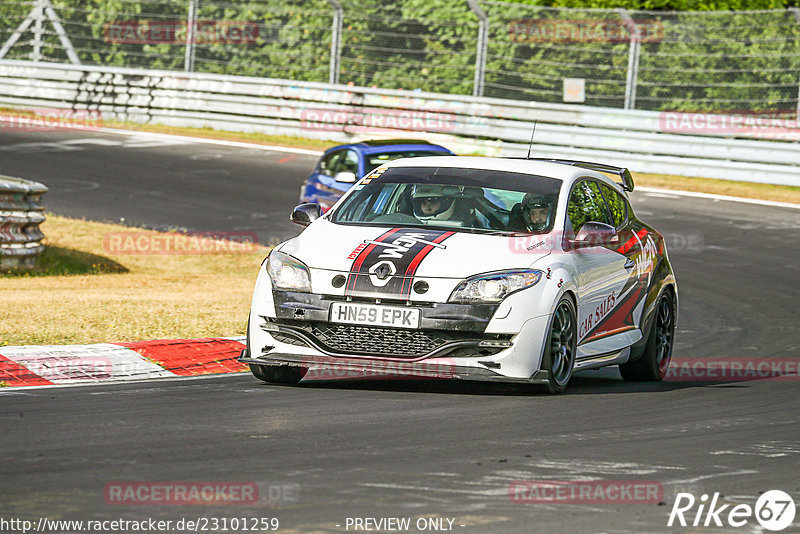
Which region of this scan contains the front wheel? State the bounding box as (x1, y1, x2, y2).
(619, 292, 675, 381)
(249, 364, 306, 384)
(247, 318, 306, 384)
(542, 296, 577, 394)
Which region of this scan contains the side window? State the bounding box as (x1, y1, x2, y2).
(319, 150, 344, 176)
(567, 180, 612, 233)
(599, 183, 627, 228)
(341, 150, 360, 175)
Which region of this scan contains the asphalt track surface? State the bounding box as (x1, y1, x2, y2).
(2, 128, 800, 533)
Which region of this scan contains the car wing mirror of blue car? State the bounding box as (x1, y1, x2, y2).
(290, 203, 322, 227)
(334, 171, 357, 183)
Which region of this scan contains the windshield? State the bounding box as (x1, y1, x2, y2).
(330, 166, 562, 235)
(363, 151, 450, 175)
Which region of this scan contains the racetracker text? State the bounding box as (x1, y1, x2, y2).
(0, 517, 280, 533)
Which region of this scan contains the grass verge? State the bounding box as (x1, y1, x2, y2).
(0, 215, 268, 346)
(633, 172, 800, 205)
(0, 107, 333, 152)
(103, 118, 337, 151)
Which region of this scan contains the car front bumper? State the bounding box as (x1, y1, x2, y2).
(246, 301, 552, 384)
(238, 348, 550, 384)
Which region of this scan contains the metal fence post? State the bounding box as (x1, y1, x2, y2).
(185, 0, 199, 72)
(327, 0, 343, 85)
(466, 0, 488, 97)
(617, 8, 640, 110)
(42, 0, 81, 64)
(328, 0, 344, 83)
(1, 0, 80, 64)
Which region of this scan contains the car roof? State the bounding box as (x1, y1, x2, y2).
(360, 139, 437, 147)
(326, 140, 452, 155)
(381, 155, 626, 192)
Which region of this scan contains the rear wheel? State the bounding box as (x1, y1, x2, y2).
(620, 293, 675, 381)
(542, 296, 577, 394)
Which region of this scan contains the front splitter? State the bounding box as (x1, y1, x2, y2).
(239, 350, 547, 384)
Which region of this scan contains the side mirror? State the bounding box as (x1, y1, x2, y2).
(334, 171, 357, 183)
(290, 203, 321, 227)
(570, 222, 616, 248)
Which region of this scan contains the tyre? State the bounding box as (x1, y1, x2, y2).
(249, 363, 268, 381)
(249, 364, 306, 384)
(542, 296, 577, 394)
(246, 317, 307, 384)
(619, 292, 675, 381)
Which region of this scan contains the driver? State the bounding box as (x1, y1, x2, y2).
(412, 184, 457, 222)
(509, 193, 554, 233)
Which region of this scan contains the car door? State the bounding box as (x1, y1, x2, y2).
(599, 182, 655, 332)
(304, 149, 344, 208)
(314, 149, 360, 210)
(567, 179, 632, 357)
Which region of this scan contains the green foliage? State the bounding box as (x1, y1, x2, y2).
(636, 11, 800, 111)
(0, 0, 797, 112)
(524, 0, 794, 8)
(335, 0, 478, 93)
(193, 1, 332, 80)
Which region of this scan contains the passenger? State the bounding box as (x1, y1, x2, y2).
(509, 193, 555, 233)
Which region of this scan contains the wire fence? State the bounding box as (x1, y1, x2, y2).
(1, 0, 799, 114)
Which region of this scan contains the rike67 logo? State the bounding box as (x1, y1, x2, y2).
(668, 490, 796, 531)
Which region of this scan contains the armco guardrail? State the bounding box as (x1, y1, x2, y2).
(0, 60, 798, 186)
(0, 175, 48, 270)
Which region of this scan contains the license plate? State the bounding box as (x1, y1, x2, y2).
(330, 302, 421, 329)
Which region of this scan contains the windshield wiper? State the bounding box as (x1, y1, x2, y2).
(440, 227, 514, 236)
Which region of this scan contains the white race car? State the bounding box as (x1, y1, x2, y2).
(240, 156, 678, 393)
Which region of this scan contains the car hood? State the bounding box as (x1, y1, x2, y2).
(279, 219, 552, 278)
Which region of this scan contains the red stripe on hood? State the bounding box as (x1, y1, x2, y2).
(346, 227, 400, 292)
(400, 231, 455, 296)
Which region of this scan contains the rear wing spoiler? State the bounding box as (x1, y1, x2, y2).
(512, 158, 635, 192)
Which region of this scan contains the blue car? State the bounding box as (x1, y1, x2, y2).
(300, 139, 453, 211)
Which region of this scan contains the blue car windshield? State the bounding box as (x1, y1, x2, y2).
(363, 151, 450, 175)
(329, 167, 562, 235)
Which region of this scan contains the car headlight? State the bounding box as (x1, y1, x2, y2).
(449, 269, 542, 303)
(266, 250, 312, 292)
